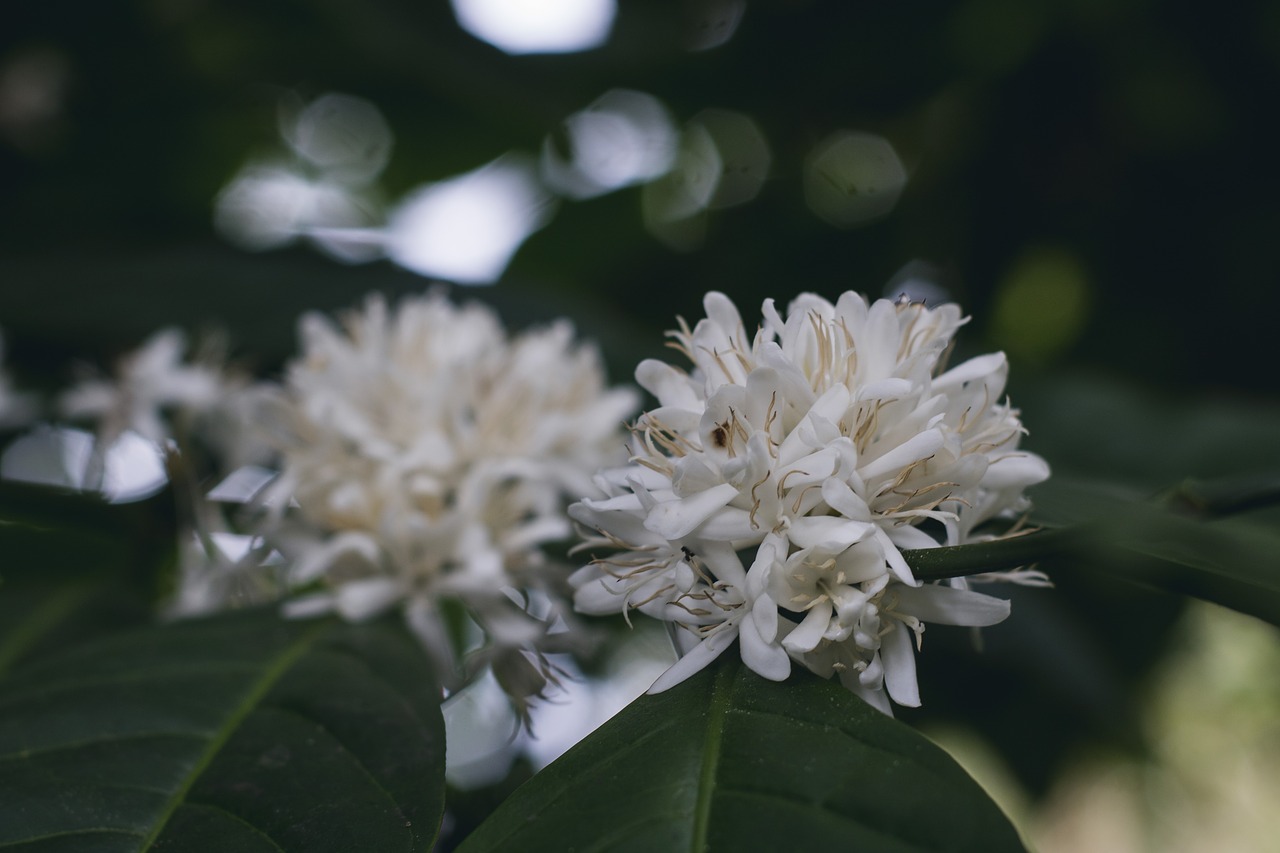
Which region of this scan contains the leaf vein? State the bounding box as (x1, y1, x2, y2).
(690, 663, 734, 852)
(177, 801, 289, 852)
(0, 729, 209, 764)
(137, 621, 330, 851)
(257, 703, 408, 820)
(0, 827, 146, 849)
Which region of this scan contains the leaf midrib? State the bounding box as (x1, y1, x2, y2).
(0, 580, 100, 677)
(137, 620, 329, 851)
(689, 661, 734, 853)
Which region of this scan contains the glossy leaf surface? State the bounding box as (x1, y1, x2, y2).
(459, 656, 1025, 852)
(0, 609, 446, 852)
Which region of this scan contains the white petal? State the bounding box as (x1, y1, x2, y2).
(740, 612, 791, 682)
(859, 428, 944, 484)
(934, 352, 1007, 393)
(807, 384, 852, 425)
(886, 524, 940, 551)
(874, 527, 918, 586)
(850, 681, 894, 716)
(636, 359, 700, 409)
(644, 482, 741, 540)
(983, 453, 1051, 489)
(820, 478, 872, 522)
(335, 577, 404, 621)
(643, 405, 702, 435)
(892, 584, 1011, 627)
(697, 539, 748, 590)
(880, 622, 921, 707)
(290, 532, 380, 585)
(572, 576, 627, 615)
(697, 506, 758, 541)
(782, 605, 831, 653)
(648, 626, 738, 693)
(703, 291, 746, 338)
(854, 378, 913, 402)
(282, 593, 336, 619)
(403, 597, 462, 690)
(752, 592, 779, 643)
(788, 516, 874, 551)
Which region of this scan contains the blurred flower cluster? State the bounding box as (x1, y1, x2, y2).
(0, 293, 637, 721)
(0, 285, 1049, 719)
(569, 292, 1049, 712)
(245, 292, 637, 709)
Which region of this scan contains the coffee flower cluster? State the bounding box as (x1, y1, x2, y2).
(569, 291, 1049, 713)
(256, 292, 638, 694)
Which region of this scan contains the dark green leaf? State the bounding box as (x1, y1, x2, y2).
(0, 609, 446, 852)
(0, 483, 169, 674)
(1029, 477, 1280, 626)
(0, 574, 151, 678)
(459, 655, 1025, 853)
(1093, 509, 1280, 627)
(900, 474, 1280, 628)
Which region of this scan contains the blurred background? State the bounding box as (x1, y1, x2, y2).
(2, 1, 1278, 850)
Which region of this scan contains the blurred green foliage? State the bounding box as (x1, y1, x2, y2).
(2, 0, 1278, 392)
(2, 0, 1277, 823)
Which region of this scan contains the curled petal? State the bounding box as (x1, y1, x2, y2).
(335, 577, 405, 621)
(782, 605, 831, 654)
(788, 515, 875, 551)
(983, 453, 1051, 490)
(859, 428, 945, 484)
(644, 482, 740, 540)
(874, 527, 918, 586)
(636, 359, 700, 409)
(820, 477, 873, 522)
(648, 625, 738, 693)
(880, 621, 921, 708)
(892, 583, 1011, 627)
(740, 610, 791, 682)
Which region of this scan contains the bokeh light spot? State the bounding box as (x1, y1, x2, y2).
(692, 108, 770, 209)
(804, 131, 907, 228)
(641, 108, 770, 250)
(989, 246, 1092, 364)
(641, 126, 718, 251)
(281, 92, 393, 184)
(0, 45, 71, 152)
(883, 260, 953, 307)
(214, 92, 390, 259)
(541, 89, 678, 199)
(214, 165, 376, 252)
(683, 0, 746, 51)
(451, 0, 616, 55)
(1, 426, 167, 503)
(386, 156, 554, 285)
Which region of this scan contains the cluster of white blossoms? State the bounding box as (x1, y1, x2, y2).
(255, 291, 638, 694)
(59, 328, 226, 449)
(569, 291, 1050, 713)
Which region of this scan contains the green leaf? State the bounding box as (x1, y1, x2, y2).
(1029, 477, 1280, 626)
(458, 655, 1026, 853)
(1093, 508, 1280, 627)
(0, 483, 168, 675)
(0, 609, 446, 852)
(900, 474, 1280, 628)
(0, 573, 151, 678)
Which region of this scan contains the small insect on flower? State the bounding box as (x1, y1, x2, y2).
(569, 289, 1049, 714)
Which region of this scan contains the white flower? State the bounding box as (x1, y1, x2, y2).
(569, 291, 1050, 713)
(254, 290, 638, 689)
(59, 327, 224, 447)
